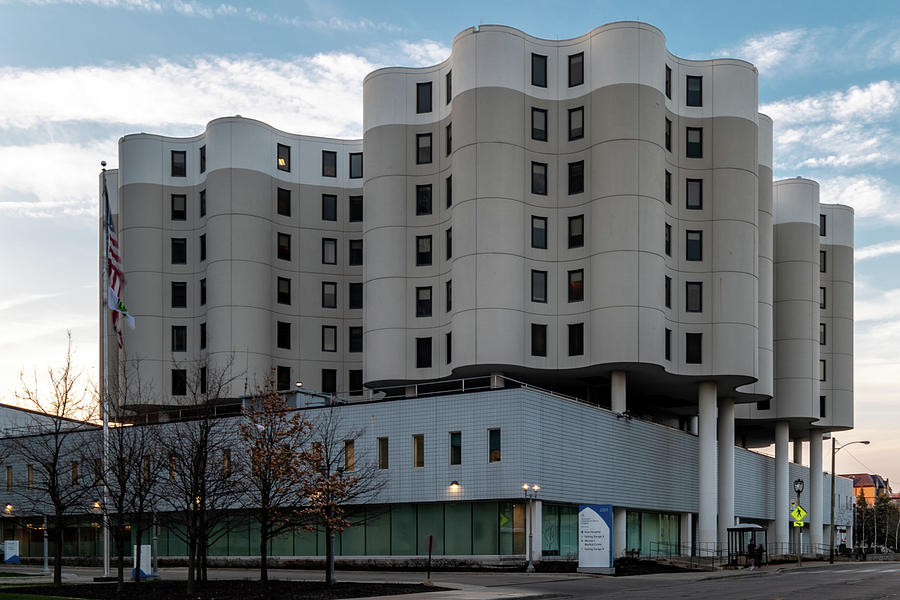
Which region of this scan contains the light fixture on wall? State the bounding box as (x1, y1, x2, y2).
(449, 481, 460, 492)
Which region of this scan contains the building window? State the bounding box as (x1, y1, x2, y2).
(686, 127, 703, 158)
(71, 461, 79, 486)
(446, 70, 452, 104)
(416, 337, 432, 368)
(199, 189, 206, 217)
(665, 275, 671, 308)
(665, 170, 672, 204)
(322, 194, 337, 221)
(378, 438, 389, 469)
(820, 250, 826, 273)
(686, 178, 702, 209)
(222, 449, 231, 479)
(685, 333, 702, 364)
(532, 107, 548, 141)
(531, 323, 547, 357)
(488, 429, 501, 462)
(686, 281, 702, 312)
(322, 281, 337, 308)
(531, 162, 548, 195)
(27, 465, 33, 490)
(416, 235, 432, 266)
(322, 238, 337, 265)
(322, 150, 337, 177)
(172, 369, 187, 396)
(199, 145, 206, 173)
(568, 160, 584, 195)
(820, 286, 826, 309)
(349, 239, 363, 266)
(568, 323, 584, 356)
(413, 434, 425, 468)
(446, 280, 452, 312)
(171, 282, 187, 308)
(416, 184, 432, 215)
(446, 123, 452, 156)
(349, 152, 363, 179)
(349, 326, 362, 353)
(275, 187, 290, 217)
(200, 278, 206, 305)
(416, 81, 432, 113)
(171, 325, 187, 352)
(820, 322, 826, 345)
(449, 431, 461, 465)
(446, 228, 452, 260)
(277, 277, 291, 305)
(568, 107, 584, 141)
(531, 53, 547, 87)
(665, 118, 671, 151)
(6, 466, 11, 491)
(322, 326, 337, 352)
(664, 328, 672, 360)
(820, 396, 827, 418)
(445, 175, 452, 207)
(276, 366, 290, 392)
(686, 75, 702, 107)
(199, 322, 206, 350)
(820, 214, 827, 236)
(532, 216, 548, 249)
(344, 440, 355, 471)
(445, 331, 452, 363)
(665, 65, 672, 99)
(568, 52, 584, 87)
(321, 369, 336, 393)
(531, 270, 548, 303)
(171, 194, 186, 220)
(277, 233, 291, 261)
(416, 133, 432, 164)
(820, 359, 826, 381)
(171, 238, 187, 264)
(686, 230, 702, 261)
(416, 286, 432, 317)
(349, 195, 363, 222)
(349, 282, 363, 309)
(568, 215, 584, 248)
(277, 144, 290, 172)
(277, 321, 290, 349)
(568, 269, 584, 302)
(665, 223, 672, 256)
(171, 150, 186, 177)
(199, 234, 206, 261)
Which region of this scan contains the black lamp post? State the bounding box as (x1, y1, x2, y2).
(522, 483, 540, 573)
(829, 439, 869, 563)
(794, 479, 804, 566)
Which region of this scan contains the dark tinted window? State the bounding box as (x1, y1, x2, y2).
(416, 184, 432, 215)
(171, 238, 186, 264)
(416, 337, 432, 368)
(416, 286, 432, 317)
(531, 270, 547, 303)
(531, 162, 547, 195)
(322, 194, 337, 221)
(686, 230, 702, 261)
(686, 127, 702, 158)
(416, 134, 432, 164)
(416, 235, 432, 266)
(665, 118, 671, 151)
(665, 65, 672, 99)
(277, 188, 291, 216)
(277, 232, 290, 261)
(349, 152, 363, 179)
(277, 321, 290, 349)
(531, 216, 548, 249)
(568, 160, 584, 195)
(686, 281, 702, 312)
(686, 333, 702, 363)
(532, 108, 548, 141)
(277, 144, 290, 172)
(199, 145, 206, 173)
(568, 269, 584, 302)
(686, 75, 702, 106)
(277, 277, 291, 305)
(171, 151, 186, 177)
(568, 215, 584, 248)
(171, 194, 186, 220)
(416, 81, 432, 113)
(171, 369, 187, 395)
(322, 150, 337, 177)
(349, 327, 363, 353)
(349, 239, 363, 266)
(686, 178, 702, 209)
(321, 369, 336, 393)
(321, 281, 336, 308)
(568, 52, 584, 87)
(665, 171, 672, 204)
(322, 238, 337, 264)
(349, 195, 363, 222)
(531, 324, 547, 357)
(348, 282, 363, 309)
(568, 323, 584, 356)
(568, 107, 584, 140)
(531, 53, 547, 87)
(199, 189, 206, 217)
(276, 366, 290, 392)
(171, 325, 186, 352)
(349, 370, 363, 395)
(445, 176, 452, 208)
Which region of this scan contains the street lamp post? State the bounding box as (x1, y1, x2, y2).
(830, 439, 869, 563)
(794, 479, 804, 567)
(522, 483, 540, 573)
(41, 515, 49, 575)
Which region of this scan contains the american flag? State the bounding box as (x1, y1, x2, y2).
(103, 173, 125, 348)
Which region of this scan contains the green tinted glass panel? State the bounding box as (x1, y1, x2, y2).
(626, 511, 641, 555)
(294, 524, 318, 556)
(365, 508, 391, 555)
(340, 512, 365, 556)
(167, 521, 188, 557)
(472, 502, 498, 555)
(541, 505, 560, 554)
(559, 506, 578, 558)
(391, 504, 417, 555)
(445, 502, 472, 555)
(271, 527, 293, 556)
(208, 519, 229, 557)
(417, 503, 444, 555)
(228, 515, 250, 556)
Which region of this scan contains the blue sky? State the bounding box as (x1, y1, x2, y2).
(1, 0, 899, 482)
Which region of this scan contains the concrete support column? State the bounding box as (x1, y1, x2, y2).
(809, 430, 824, 552)
(775, 421, 790, 552)
(793, 439, 803, 465)
(698, 382, 718, 555)
(490, 372, 504, 389)
(613, 507, 627, 558)
(689, 416, 698, 435)
(531, 500, 543, 564)
(680, 513, 693, 556)
(717, 397, 735, 548)
(611, 371, 626, 414)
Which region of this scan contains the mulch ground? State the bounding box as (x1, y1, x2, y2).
(1, 580, 446, 600)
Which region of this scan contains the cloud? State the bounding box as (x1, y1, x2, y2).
(816, 175, 900, 221)
(856, 240, 900, 262)
(720, 28, 811, 71)
(0, 292, 63, 312)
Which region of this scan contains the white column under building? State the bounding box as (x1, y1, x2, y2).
(613, 507, 627, 558)
(611, 371, 626, 414)
(794, 439, 803, 465)
(680, 513, 693, 556)
(775, 421, 790, 551)
(698, 382, 718, 555)
(717, 398, 735, 547)
(809, 430, 824, 551)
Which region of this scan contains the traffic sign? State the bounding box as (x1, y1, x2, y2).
(791, 505, 807, 521)
(793, 521, 804, 527)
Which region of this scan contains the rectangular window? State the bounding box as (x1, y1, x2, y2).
(686, 178, 702, 209)
(820, 359, 826, 381)
(171, 325, 187, 352)
(446, 279, 452, 312)
(416, 235, 432, 266)
(416, 337, 432, 368)
(445, 331, 452, 363)
(200, 278, 206, 305)
(27, 465, 33, 490)
(416, 286, 432, 317)
(531, 162, 547, 195)
(820, 286, 826, 309)
(531, 53, 547, 87)
(378, 437, 389, 469)
(199, 189, 206, 217)
(344, 440, 355, 471)
(322, 281, 337, 308)
(199, 367, 207, 395)
(820, 322, 826, 345)
(446, 70, 452, 104)
(322, 150, 337, 177)
(568, 323, 584, 356)
(531, 323, 547, 357)
(820, 250, 826, 273)
(171, 150, 186, 177)
(820, 396, 827, 418)
(532, 107, 548, 141)
(321, 369, 336, 393)
(446, 228, 452, 260)
(6, 466, 11, 491)
(568, 269, 584, 302)
(349, 326, 363, 353)
(685, 332, 702, 364)
(277, 144, 290, 172)
(665, 65, 672, 99)
(199, 234, 206, 261)
(757, 399, 770, 411)
(568, 215, 584, 248)
(686, 281, 702, 312)
(276, 366, 290, 392)
(568, 107, 584, 140)
(446, 122, 452, 156)
(820, 214, 827, 236)
(416, 184, 433, 215)
(322, 194, 337, 221)
(568, 160, 584, 195)
(277, 277, 291, 305)
(665, 223, 672, 256)
(322, 326, 337, 352)
(199, 322, 206, 350)
(172, 369, 187, 395)
(686, 75, 702, 107)
(531, 216, 548, 249)
(664, 328, 671, 360)
(568, 52, 584, 87)
(686, 127, 703, 158)
(349, 152, 363, 179)
(488, 429, 501, 462)
(665, 118, 672, 151)
(71, 461, 79, 487)
(445, 175, 452, 208)
(416, 81, 432, 113)
(349, 239, 363, 266)
(277, 321, 291, 349)
(171, 238, 187, 264)
(277, 232, 291, 261)
(413, 434, 425, 468)
(275, 188, 291, 218)
(686, 230, 702, 261)
(322, 238, 337, 264)
(222, 449, 231, 479)
(531, 270, 548, 303)
(171, 194, 186, 220)
(449, 431, 461, 465)
(665, 170, 672, 204)
(665, 275, 672, 308)
(416, 133, 432, 164)
(349, 195, 363, 222)
(349, 282, 363, 309)
(199, 145, 206, 173)
(171, 282, 187, 308)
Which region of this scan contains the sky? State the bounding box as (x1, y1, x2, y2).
(1, 0, 899, 483)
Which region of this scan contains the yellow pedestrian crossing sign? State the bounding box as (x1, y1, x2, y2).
(791, 505, 807, 521)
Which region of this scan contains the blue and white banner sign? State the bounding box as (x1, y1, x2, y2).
(578, 504, 613, 574)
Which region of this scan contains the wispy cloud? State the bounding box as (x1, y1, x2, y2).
(856, 240, 900, 262)
(816, 175, 900, 221)
(0, 292, 63, 312)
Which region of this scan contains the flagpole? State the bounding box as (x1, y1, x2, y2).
(100, 163, 110, 579)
